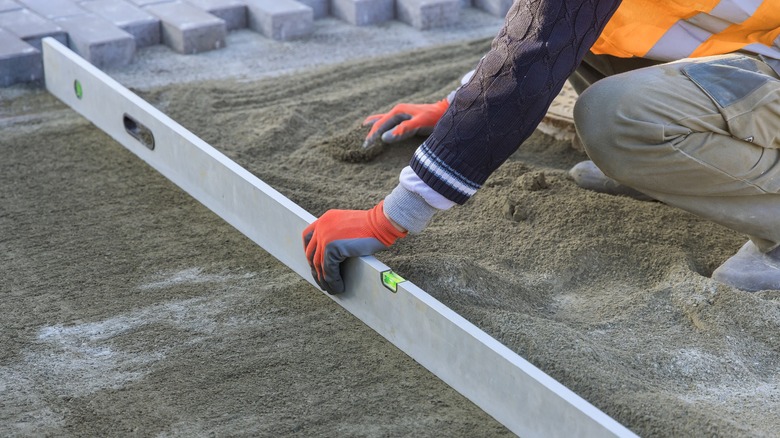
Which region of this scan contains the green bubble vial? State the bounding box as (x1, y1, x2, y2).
(74, 80, 83, 99)
(381, 270, 405, 293)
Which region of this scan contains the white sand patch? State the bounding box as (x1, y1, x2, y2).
(3, 269, 263, 402)
(139, 267, 256, 290)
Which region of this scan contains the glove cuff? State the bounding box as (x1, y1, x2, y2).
(369, 200, 408, 246)
(383, 184, 438, 234)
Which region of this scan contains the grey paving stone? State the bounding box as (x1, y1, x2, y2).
(460, 0, 471, 7)
(396, 0, 459, 29)
(0, 8, 69, 50)
(54, 13, 135, 68)
(16, 0, 86, 19)
(295, 0, 328, 19)
(184, 0, 246, 30)
(473, 0, 511, 17)
(0, 27, 42, 86)
(332, 0, 393, 26)
(144, 1, 226, 54)
(0, 0, 23, 12)
(245, 0, 313, 41)
(78, 0, 161, 47)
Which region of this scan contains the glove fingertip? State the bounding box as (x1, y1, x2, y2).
(382, 130, 413, 144)
(324, 279, 345, 295)
(363, 114, 382, 124)
(310, 266, 328, 291)
(364, 127, 381, 143)
(363, 134, 384, 150)
(380, 131, 397, 143)
(362, 139, 377, 150)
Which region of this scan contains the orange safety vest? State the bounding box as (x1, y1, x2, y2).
(591, 0, 780, 61)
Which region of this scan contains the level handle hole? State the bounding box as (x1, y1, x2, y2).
(123, 114, 155, 150)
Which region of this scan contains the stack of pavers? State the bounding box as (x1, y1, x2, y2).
(0, 0, 513, 87)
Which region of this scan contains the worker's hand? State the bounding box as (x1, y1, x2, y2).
(362, 99, 449, 149)
(303, 201, 407, 294)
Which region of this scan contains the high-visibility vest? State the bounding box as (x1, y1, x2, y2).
(591, 0, 780, 61)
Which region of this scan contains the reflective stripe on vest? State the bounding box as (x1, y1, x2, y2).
(591, 0, 780, 61)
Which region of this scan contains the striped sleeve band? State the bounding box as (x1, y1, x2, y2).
(409, 141, 481, 205)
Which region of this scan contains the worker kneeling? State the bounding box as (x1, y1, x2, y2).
(303, 0, 780, 294)
(575, 54, 780, 291)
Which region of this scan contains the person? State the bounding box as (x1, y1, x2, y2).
(303, 0, 780, 294)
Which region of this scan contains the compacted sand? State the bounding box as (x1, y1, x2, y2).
(2, 39, 779, 437)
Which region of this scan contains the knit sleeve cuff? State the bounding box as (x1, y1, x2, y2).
(383, 184, 439, 234)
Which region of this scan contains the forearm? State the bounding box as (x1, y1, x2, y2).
(412, 0, 622, 205)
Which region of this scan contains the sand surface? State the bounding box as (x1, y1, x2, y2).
(2, 39, 780, 437)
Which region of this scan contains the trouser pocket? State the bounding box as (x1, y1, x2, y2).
(682, 55, 780, 149)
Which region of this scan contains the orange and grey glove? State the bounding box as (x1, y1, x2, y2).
(362, 99, 449, 149)
(302, 201, 407, 295)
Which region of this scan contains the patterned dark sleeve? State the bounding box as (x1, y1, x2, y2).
(410, 0, 622, 204)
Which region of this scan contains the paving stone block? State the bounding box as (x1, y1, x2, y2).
(0, 27, 42, 86)
(145, 1, 226, 53)
(473, 0, 511, 17)
(0, 0, 23, 12)
(245, 0, 313, 41)
(16, 0, 86, 19)
(294, 0, 328, 19)
(332, 0, 393, 26)
(460, 0, 471, 7)
(396, 0, 459, 29)
(54, 13, 135, 68)
(78, 0, 161, 47)
(0, 8, 68, 50)
(184, 0, 246, 30)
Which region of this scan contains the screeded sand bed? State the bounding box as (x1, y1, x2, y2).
(2, 40, 779, 437)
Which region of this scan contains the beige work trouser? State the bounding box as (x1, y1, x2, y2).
(573, 54, 780, 252)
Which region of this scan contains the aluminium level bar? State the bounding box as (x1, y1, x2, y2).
(42, 37, 637, 438)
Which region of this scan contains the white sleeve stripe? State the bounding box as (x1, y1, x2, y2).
(415, 142, 480, 193)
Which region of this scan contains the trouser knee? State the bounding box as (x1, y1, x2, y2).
(573, 75, 643, 186)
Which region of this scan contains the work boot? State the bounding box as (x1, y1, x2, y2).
(712, 241, 780, 292)
(568, 160, 654, 201)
